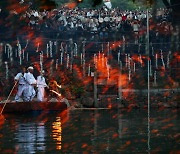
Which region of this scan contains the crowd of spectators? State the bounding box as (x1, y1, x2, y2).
(26, 7, 178, 47)
(0, 6, 179, 52)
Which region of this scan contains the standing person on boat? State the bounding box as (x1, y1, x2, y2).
(24, 66, 37, 102)
(14, 66, 28, 102)
(36, 70, 48, 102)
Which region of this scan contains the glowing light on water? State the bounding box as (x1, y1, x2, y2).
(52, 117, 62, 150)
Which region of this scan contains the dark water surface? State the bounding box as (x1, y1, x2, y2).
(0, 109, 179, 153)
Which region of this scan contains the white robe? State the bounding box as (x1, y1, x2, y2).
(24, 72, 36, 101)
(36, 76, 47, 102)
(14, 73, 28, 102)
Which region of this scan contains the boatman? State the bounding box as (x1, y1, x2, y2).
(14, 66, 27, 102)
(36, 70, 48, 102)
(24, 66, 37, 102)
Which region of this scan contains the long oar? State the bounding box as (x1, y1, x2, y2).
(0, 81, 18, 114)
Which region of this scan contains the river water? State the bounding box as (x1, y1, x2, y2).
(0, 108, 179, 153)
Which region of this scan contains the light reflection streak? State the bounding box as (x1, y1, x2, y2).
(15, 123, 46, 153)
(52, 117, 62, 150)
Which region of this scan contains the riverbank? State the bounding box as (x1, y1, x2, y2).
(0, 88, 179, 110)
(69, 88, 180, 109)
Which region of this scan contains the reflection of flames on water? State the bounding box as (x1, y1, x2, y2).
(52, 117, 62, 150)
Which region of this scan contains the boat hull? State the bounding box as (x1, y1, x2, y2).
(0, 101, 67, 113)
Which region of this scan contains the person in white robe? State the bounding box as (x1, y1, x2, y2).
(14, 67, 28, 102)
(36, 71, 48, 102)
(24, 66, 36, 101)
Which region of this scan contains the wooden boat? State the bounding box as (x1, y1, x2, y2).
(0, 99, 68, 113)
